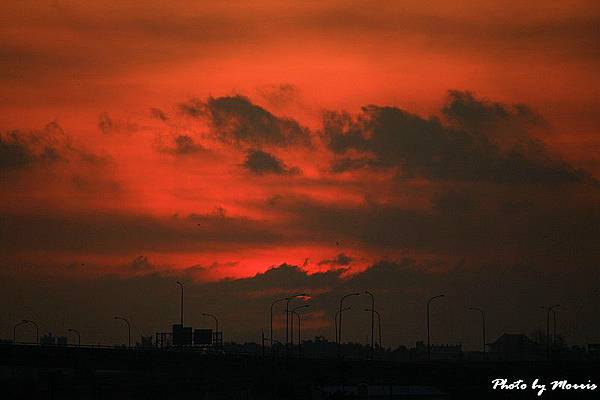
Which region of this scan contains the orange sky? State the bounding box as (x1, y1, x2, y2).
(3, 0, 600, 348)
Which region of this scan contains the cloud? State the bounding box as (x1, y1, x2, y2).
(330, 156, 385, 173)
(162, 135, 207, 155)
(150, 108, 168, 121)
(0, 209, 284, 255)
(242, 149, 300, 175)
(98, 112, 137, 134)
(256, 83, 300, 108)
(180, 95, 311, 148)
(0, 122, 70, 171)
(0, 133, 33, 169)
(323, 90, 595, 185)
(318, 252, 354, 267)
(431, 191, 477, 215)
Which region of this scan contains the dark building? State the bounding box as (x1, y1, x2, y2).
(488, 333, 540, 360)
(193, 329, 212, 346)
(172, 324, 193, 346)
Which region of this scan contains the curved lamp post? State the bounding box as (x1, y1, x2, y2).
(338, 293, 360, 347)
(68, 328, 81, 347)
(285, 294, 307, 346)
(13, 320, 28, 344)
(335, 306, 351, 344)
(468, 307, 486, 353)
(290, 304, 310, 346)
(270, 297, 287, 351)
(114, 316, 131, 348)
(201, 313, 219, 346)
(542, 304, 560, 358)
(21, 320, 39, 344)
(292, 307, 311, 358)
(176, 281, 184, 325)
(427, 294, 445, 361)
(364, 308, 382, 349)
(365, 291, 375, 357)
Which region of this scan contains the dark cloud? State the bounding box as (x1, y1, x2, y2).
(98, 112, 137, 134)
(0, 123, 71, 170)
(180, 95, 311, 148)
(172, 135, 206, 155)
(98, 112, 113, 134)
(266, 191, 600, 264)
(318, 252, 354, 267)
(150, 108, 168, 121)
(330, 156, 385, 173)
(323, 91, 594, 185)
(442, 90, 544, 131)
(256, 83, 300, 108)
(156, 134, 209, 156)
(0, 210, 284, 255)
(431, 191, 477, 215)
(242, 149, 300, 175)
(0, 132, 33, 169)
(71, 175, 121, 194)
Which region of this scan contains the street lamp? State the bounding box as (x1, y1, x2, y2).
(21, 320, 39, 344)
(176, 281, 184, 326)
(68, 328, 81, 347)
(67, 328, 80, 347)
(552, 308, 558, 346)
(338, 293, 360, 347)
(364, 308, 382, 350)
(365, 291, 375, 358)
(427, 294, 445, 361)
(114, 316, 131, 348)
(270, 297, 287, 351)
(468, 307, 486, 353)
(292, 306, 310, 358)
(290, 304, 310, 346)
(285, 294, 307, 347)
(201, 313, 219, 346)
(13, 320, 28, 344)
(542, 305, 560, 358)
(334, 306, 352, 344)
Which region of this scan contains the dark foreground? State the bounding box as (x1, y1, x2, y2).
(1, 344, 599, 399)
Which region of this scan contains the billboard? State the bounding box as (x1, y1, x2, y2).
(194, 329, 213, 345)
(172, 324, 192, 346)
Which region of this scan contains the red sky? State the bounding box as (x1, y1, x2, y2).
(1, 0, 600, 346)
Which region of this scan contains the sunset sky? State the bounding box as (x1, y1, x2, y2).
(1, 0, 599, 348)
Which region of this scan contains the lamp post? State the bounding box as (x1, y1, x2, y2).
(338, 293, 360, 347)
(468, 307, 486, 353)
(364, 308, 382, 349)
(22, 320, 39, 344)
(542, 305, 559, 358)
(292, 308, 311, 358)
(270, 297, 287, 351)
(552, 308, 557, 346)
(13, 320, 28, 344)
(285, 294, 307, 348)
(427, 294, 445, 361)
(335, 306, 352, 344)
(114, 316, 131, 348)
(68, 328, 81, 347)
(290, 304, 310, 347)
(365, 291, 375, 358)
(201, 313, 219, 346)
(176, 281, 184, 326)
